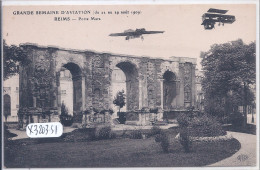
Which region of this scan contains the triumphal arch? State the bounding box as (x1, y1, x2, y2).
(18, 43, 196, 127)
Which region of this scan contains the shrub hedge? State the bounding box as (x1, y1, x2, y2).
(154, 131, 170, 153)
(177, 112, 227, 152)
(129, 130, 143, 139)
(177, 113, 226, 137)
(149, 125, 162, 137)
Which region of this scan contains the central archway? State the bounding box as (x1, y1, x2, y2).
(58, 62, 83, 119)
(59, 68, 73, 115)
(111, 68, 127, 114)
(115, 62, 139, 111)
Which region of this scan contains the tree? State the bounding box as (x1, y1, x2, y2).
(113, 90, 126, 112)
(61, 101, 69, 116)
(200, 39, 256, 127)
(3, 40, 30, 80)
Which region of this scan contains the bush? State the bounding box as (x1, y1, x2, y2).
(60, 102, 73, 126)
(110, 132, 117, 139)
(177, 113, 226, 137)
(149, 125, 162, 137)
(64, 133, 90, 142)
(118, 112, 126, 124)
(191, 114, 226, 137)
(96, 126, 112, 140)
(229, 112, 244, 127)
(179, 130, 192, 153)
(91, 126, 116, 140)
(129, 130, 142, 139)
(61, 102, 69, 115)
(177, 112, 226, 152)
(4, 124, 17, 139)
(177, 113, 192, 153)
(60, 114, 73, 126)
(160, 135, 170, 153)
(177, 113, 191, 127)
(63, 127, 114, 142)
(154, 132, 170, 153)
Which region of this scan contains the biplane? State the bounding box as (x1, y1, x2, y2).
(109, 28, 164, 40)
(201, 8, 236, 30)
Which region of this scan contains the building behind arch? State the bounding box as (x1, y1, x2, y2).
(3, 75, 19, 122)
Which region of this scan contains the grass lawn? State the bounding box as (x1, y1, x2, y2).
(5, 129, 241, 168)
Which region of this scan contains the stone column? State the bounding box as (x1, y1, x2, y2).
(56, 72, 61, 115)
(82, 76, 86, 111)
(82, 113, 87, 128)
(179, 64, 185, 107)
(191, 64, 196, 106)
(48, 47, 58, 109)
(138, 112, 142, 125)
(175, 79, 181, 106)
(52, 79, 57, 108)
(140, 62, 148, 108)
(158, 79, 164, 121)
(159, 79, 164, 110)
(33, 97, 37, 107)
(139, 80, 143, 110)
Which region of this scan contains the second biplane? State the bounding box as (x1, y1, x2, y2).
(201, 8, 236, 30)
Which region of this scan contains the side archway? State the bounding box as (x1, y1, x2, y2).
(4, 94, 11, 121)
(163, 71, 177, 110)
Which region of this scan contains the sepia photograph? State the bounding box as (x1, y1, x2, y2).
(1, 0, 259, 169)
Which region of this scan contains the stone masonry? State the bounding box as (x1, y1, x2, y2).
(18, 43, 196, 126)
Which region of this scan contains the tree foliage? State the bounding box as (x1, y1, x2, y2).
(200, 39, 256, 124)
(3, 40, 30, 80)
(113, 90, 126, 112)
(61, 102, 69, 116)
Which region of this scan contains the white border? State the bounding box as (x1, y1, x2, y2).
(1, 0, 259, 6)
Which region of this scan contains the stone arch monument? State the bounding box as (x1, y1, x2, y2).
(18, 43, 197, 127)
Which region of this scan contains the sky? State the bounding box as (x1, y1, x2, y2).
(2, 4, 257, 70)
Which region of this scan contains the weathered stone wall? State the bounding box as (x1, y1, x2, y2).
(179, 62, 196, 108)
(147, 60, 159, 108)
(90, 53, 111, 111)
(19, 45, 57, 112)
(19, 44, 197, 125)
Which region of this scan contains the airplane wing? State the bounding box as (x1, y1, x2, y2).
(207, 8, 228, 14)
(201, 13, 235, 25)
(109, 29, 164, 37)
(109, 32, 129, 36)
(142, 31, 164, 34)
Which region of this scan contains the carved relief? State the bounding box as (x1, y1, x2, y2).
(183, 63, 192, 104)
(3, 87, 11, 95)
(92, 55, 104, 68)
(35, 55, 50, 75)
(93, 88, 101, 109)
(31, 54, 52, 108)
(147, 61, 157, 108)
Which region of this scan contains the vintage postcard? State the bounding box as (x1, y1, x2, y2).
(2, 0, 259, 169)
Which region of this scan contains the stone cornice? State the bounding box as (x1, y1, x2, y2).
(19, 43, 197, 65)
